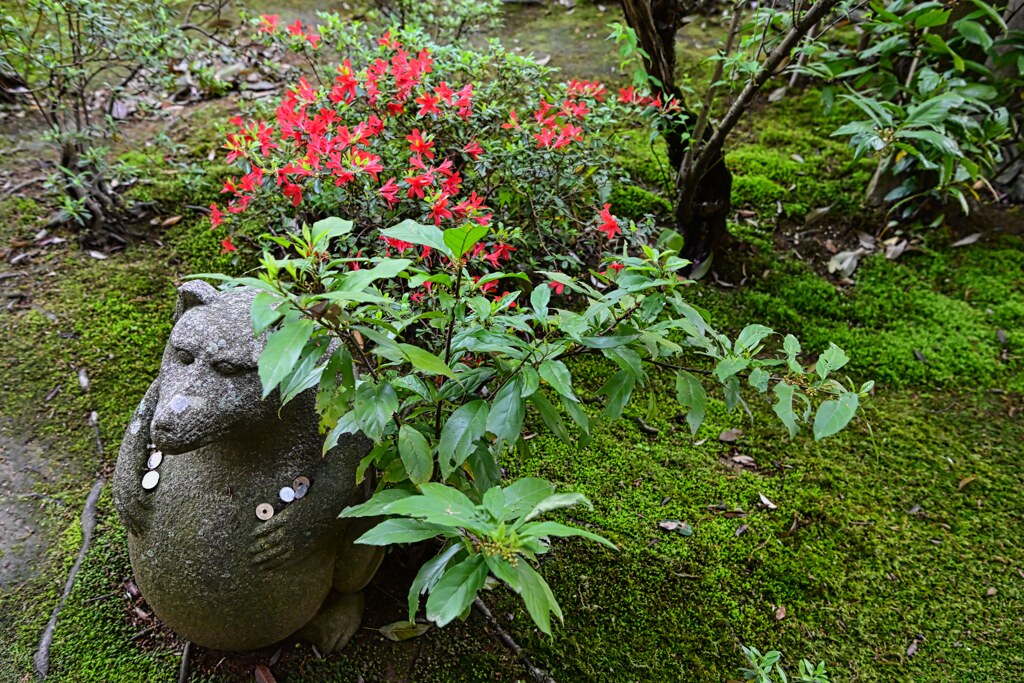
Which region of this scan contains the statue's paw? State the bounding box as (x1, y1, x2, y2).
(250, 510, 305, 571)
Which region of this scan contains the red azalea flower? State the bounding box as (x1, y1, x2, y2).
(221, 237, 237, 253)
(464, 140, 483, 160)
(406, 128, 434, 160)
(548, 280, 565, 295)
(306, 33, 321, 49)
(282, 182, 303, 207)
(441, 170, 462, 196)
(379, 177, 400, 206)
(431, 193, 453, 225)
(434, 81, 454, 104)
(534, 126, 556, 148)
(382, 235, 413, 252)
(597, 203, 621, 239)
(287, 20, 304, 37)
(500, 109, 519, 130)
(484, 242, 515, 268)
(405, 171, 434, 199)
(607, 261, 624, 275)
(209, 203, 224, 229)
(295, 76, 317, 104)
(258, 14, 279, 33)
(415, 91, 441, 117)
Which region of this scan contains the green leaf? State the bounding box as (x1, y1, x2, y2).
(714, 357, 749, 382)
(816, 343, 850, 379)
(515, 562, 563, 635)
(443, 223, 489, 259)
(528, 392, 571, 443)
(258, 318, 314, 398)
(312, 216, 353, 243)
(503, 478, 556, 518)
(340, 258, 412, 293)
(734, 324, 773, 353)
(356, 518, 452, 545)
(539, 359, 577, 401)
(772, 382, 799, 438)
(398, 343, 456, 378)
(520, 365, 540, 397)
(914, 8, 951, 28)
(354, 381, 398, 440)
(398, 425, 433, 485)
(484, 554, 521, 591)
(340, 489, 414, 518)
(530, 284, 550, 323)
(577, 334, 641, 349)
(439, 401, 489, 479)
(385, 484, 482, 527)
(486, 378, 525, 446)
(408, 543, 463, 620)
(381, 219, 452, 256)
(748, 367, 770, 394)
(520, 492, 592, 524)
(251, 291, 284, 336)
(674, 370, 707, 437)
(597, 370, 635, 420)
(954, 18, 994, 51)
(425, 554, 488, 627)
(519, 521, 616, 549)
(813, 393, 860, 440)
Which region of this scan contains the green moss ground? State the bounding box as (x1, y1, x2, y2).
(1, 7, 1023, 682)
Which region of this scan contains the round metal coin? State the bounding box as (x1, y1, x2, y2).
(292, 475, 311, 490)
(146, 451, 163, 469)
(141, 470, 160, 490)
(293, 483, 309, 500)
(256, 503, 274, 521)
(279, 486, 296, 503)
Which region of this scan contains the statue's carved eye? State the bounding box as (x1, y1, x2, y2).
(212, 360, 244, 376)
(175, 348, 195, 365)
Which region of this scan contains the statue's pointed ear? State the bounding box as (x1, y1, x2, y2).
(173, 281, 218, 322)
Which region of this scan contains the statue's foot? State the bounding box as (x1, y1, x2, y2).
(297, 591, 365, 653)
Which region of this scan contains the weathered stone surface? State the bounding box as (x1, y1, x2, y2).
(113, 281, 380, 652)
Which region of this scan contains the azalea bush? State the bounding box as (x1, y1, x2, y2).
(210, 21, 669, 272)
(200, 215, 870, 634)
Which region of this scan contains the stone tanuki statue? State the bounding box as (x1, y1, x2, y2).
(113, 281, 382, 653)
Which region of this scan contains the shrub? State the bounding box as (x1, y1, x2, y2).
(210, 21, 666, 272)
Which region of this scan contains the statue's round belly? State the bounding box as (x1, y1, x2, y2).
(128, 471, 334, 650)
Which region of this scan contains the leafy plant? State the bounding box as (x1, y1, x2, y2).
(200, 213, 868, 633)
(803, 0, 1023, 217)
(740, 646, 831, 683)
(366, 0, 504, 43)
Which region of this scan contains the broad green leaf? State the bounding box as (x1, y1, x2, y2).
(515, 562, 563, 635)
(482, 486, 506, 521)
(408, 543, 463, 620)
(251, 291, 284, 336)
(954, 18, 994, 51)
(340, 258, 412, 293)
(560, 395, 591, 440)
(772, 382, 799, 438)
(340, 489, 414, 518)
(530, 284, 550, 323)
(816, 343, 850, 379)
(399, 343, 455, 378)
(734, 324, 773, 354)
(381, 219, 452, 256)
(914, 8, 951, 27)
(714, 356, 749, 382)
(398, 424, 433, 485)
(520, 492, 592, 524)
(674, 370, 707, 436)
(484, 554, 521, 591)
(385, 484, 481, 528)
(528, 392, 571, 443)
(519, 521, 616, 549)
(312, 216, 353, 243)
(813, 393, 860, 440)
(356, 518, 452, 545)
(486, 378, 525, 446)
(520, 365, 540, 397)
(258, 318, 314, 398)
(748, 367, 770, 394)
(425, 555, 488, 627)
(503, 477, 556, 518)
(597, 370, 635, 420)
(353, 381, 398, 440)
(443, 223, 489, 258)
(439, 401, 489, 479)
(577, 334, 641, 349)
(539, 359, 577, 401)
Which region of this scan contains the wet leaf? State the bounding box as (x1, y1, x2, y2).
(759, 493, 777, 510)
(775, 605, 786, 620)
(951, 232, 981, 247)
(804, 206, 831, 225)
(957, 476, 976, 490)
(254, 665, 278, 683)
(985, 587, 997, 597)
(719, 428, 742, 442)
(735, 524, 749, 537)
(658, 520, 693, 536)
(160, 215, 182, 227)
(379, 620, 432, 641)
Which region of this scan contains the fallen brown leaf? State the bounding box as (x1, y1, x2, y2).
(957, 476, 976, 491)
(719, 428, 743, 443)
(735, 524, 749, 537)
(775, 605, 786, 620)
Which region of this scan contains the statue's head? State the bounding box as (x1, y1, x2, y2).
(150, 281, 274, 454)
